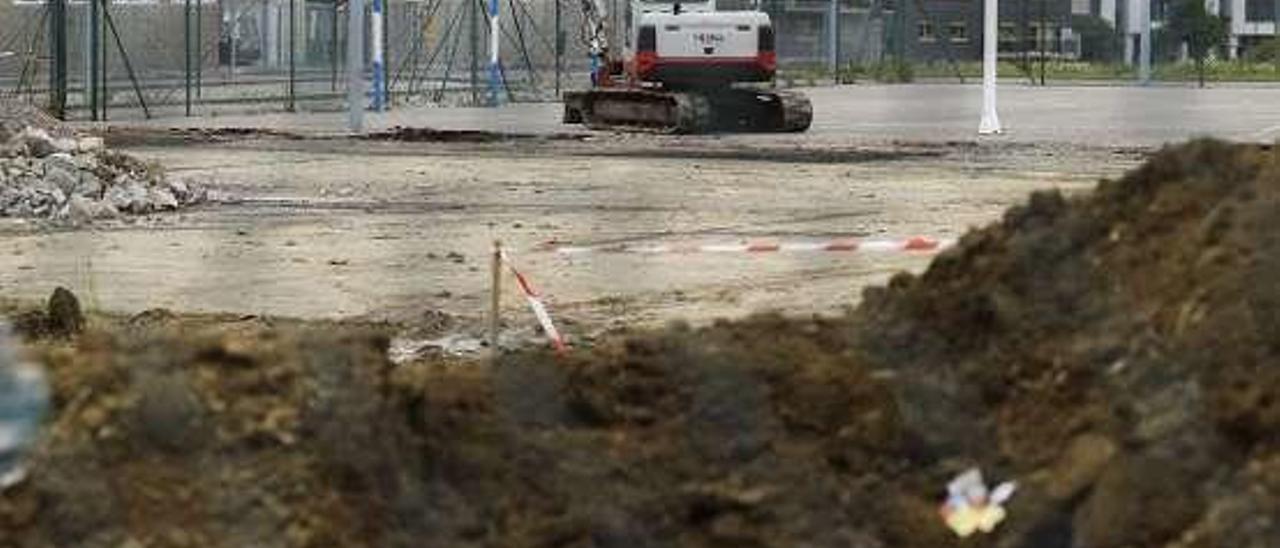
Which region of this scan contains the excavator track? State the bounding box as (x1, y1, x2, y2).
(564, 87, 810, 134)
(773, 90, 814, 133)
(564, 89, 710, 134)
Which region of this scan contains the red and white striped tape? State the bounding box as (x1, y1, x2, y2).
(500, 251, 568, 354)
(552, 236, 952, 256)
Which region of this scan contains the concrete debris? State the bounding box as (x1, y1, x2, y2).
(0, 98, 74, 141)
(0, 126, 208, 224)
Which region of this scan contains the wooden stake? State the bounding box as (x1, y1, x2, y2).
(489, 239, 502, 361)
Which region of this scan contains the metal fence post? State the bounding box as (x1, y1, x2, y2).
(348, 0, 366, 131)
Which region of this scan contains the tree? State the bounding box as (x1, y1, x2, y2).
(1167, 0, 1228, 87)
(1071, 15, 1122, 63)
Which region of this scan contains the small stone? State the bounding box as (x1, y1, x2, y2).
(168, 178, 190, 201)
(11, 128, 58, 157)
(47, 286, 84, 336)
(148, 187, 179, 210)
(67, 195, 96, 225)
(74, 173, 103, 198)
(117, 537, 145, 548)
(95, 201, 120, 220)
(107, 179, 149, 213)
(45, 165, 79, 196)
(75, 137, 104, 153)
(43, 151, 76, 172)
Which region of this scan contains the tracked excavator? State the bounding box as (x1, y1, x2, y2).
(563, 0, 812, 134)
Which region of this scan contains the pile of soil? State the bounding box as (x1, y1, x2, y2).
(0, 139, 1277, 547)
(853, 138, 1280, 547)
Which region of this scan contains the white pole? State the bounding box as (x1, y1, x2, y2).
(347, 0, 366, 132)
(979, 0, 1002, 134)
(488, 0, 501, 105)
(372, 0, 385, 111)
(1138, 0, 1151, 84)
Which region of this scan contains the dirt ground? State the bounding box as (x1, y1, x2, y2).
(0, 130, 1144, 348)
(1, 139, 1277, 548)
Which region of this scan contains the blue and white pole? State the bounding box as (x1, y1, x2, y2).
(371, 0, 386, 111)
(0, 324, 48, 491)
(488, 0, 501, 106)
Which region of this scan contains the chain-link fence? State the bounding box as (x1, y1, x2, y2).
(0, 0, 602, 120)
(3, 0, 1274, 119)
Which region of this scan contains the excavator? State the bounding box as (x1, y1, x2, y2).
(563, 0, 812, 134)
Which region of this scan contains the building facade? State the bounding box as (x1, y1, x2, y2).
(763, 0, 1079, 64)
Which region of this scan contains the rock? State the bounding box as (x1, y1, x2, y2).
(37, 183, 67, 208)
(168, 178, 191, 202)
(106, 179, 149, 213)
(10, 128, 58, 157)
(75, 137, 104, 153)
(135, 372, 209, 454)
(147, 187, 179, 210)
(1073, 455, 1206, 548)
(43, 151, 76, 172)
(66, 195, 96, 225)
(74, 172, 102, 198)
(95, 201, 119, 220)
(1041, 433, 1118, 501)
(44, 165, 79, 197)
(46, 286, 84, 337)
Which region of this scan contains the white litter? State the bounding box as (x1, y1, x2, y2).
(939, 467, 1017, 537)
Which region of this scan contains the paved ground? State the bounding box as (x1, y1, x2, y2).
(101, 82, 1280, 145)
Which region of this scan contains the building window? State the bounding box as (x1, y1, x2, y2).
(948, 22, 969, 43)
(918, 21, 936, 42)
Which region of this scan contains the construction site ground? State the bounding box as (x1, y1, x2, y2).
(5, 84, 1280, 547)
(15, 82, 1280, 341)
(0, 126, 1144, 341)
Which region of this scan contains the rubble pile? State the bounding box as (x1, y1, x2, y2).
(2, 99, 207, 223)
(0, 98, 73, 142)
(0, 128, 207, 222)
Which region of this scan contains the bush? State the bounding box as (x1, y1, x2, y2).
(1073, 15, 1122, 63)
(837, 60, 914, 84)
(1246, 37, 1280, 63)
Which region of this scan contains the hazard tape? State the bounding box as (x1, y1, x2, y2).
(500, 251, 568, 354)
(552, 236, 952, 256)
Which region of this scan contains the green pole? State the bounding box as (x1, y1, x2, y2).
(185, 0, 192, 115)
(48, 0, 67, 119)
(89, 0, 100, 120)
(196, 0, 202, 98)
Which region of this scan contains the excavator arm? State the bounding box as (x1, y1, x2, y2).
(577, 0, 613, 85)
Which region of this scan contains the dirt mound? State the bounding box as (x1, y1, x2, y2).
(2, 139, 1278, 546)
(855, 139, 1280, 546)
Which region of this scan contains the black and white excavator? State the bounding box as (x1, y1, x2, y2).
(563, 0, 812, 134)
